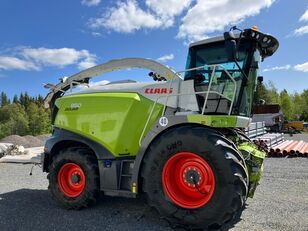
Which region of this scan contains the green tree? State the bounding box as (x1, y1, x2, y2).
(300, 90, 308, 120)
(266, 81, 280, 104)
(13, 94, 19, 104)
(19, 93, 25, 107)
(253, 83, 271, 105)
(37, 95, 44, 104)
(0, 92, 10, 107)
(280, 90, 293, 120)
(292, 93, 304, 120)
(23, 92, 31, 111)
(0, 103, 29, 138)
(19, 92, 33, 111)
(27, 102, 50, 135)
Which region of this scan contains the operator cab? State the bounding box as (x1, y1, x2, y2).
(184, 27, 279, 117)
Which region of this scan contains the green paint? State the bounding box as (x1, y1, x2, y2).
(238, 143, 266, 159)
(187, 114, 238, 127)
(238, 142, 266, 198)
(54, 93, 163, 157)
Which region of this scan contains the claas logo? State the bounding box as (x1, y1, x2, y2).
(144, 88, 173, 94)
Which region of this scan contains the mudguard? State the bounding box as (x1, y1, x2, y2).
(42, 127, 115, 171)
(238, 142, 266, 197)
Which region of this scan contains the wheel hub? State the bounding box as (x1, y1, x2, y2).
(58, 163, 86, 197)
(183, 168, 201, 186)
(71, 173, 81, 184)
(162, 152, 215, 209)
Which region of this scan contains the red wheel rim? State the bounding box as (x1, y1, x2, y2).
(162, 152, 215, 209)
(58, 163, 86, 197)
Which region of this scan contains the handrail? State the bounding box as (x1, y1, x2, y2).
(162, 64, 237, 116)
(139, 91, 233, 146)
(139, 64, 237, 146)
(202, 65, 216, 114)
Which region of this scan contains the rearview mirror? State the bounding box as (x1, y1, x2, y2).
(224, 31, 237, 61)
(257, 76, 263, 83)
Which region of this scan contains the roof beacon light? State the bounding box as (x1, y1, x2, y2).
(251, 25, 259, 31)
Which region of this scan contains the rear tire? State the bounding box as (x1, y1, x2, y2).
(48, 147, 100, 209)
(141, 125, 248, 229)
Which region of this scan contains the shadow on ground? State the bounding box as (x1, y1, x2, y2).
(0, 189, 244, 231)
(0, 189, 172, 231)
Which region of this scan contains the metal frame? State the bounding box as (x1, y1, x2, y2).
(44, 58, 180, 108)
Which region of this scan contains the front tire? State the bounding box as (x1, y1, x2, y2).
(48, 147, 100, 209)
(141, 125, 248, 229)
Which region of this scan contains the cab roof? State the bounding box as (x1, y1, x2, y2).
(189, 28, 279, 59)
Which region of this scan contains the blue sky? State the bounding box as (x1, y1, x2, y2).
(0, 0, 307, 99)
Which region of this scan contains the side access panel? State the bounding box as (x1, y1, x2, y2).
(54, 92, 163, 157)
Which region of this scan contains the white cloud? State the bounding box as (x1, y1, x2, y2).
(177, 0, 274, 42)
(294, 62, 308, 72)
(21, 47, 97, 69)
(91, 32, 102, 37)
(90, 80, 110, 86)
(81, 0, 101, 7)
(90, 0, 163, 33)
(263, 63, 308, 73)
(88, 0, 273, 41)
(299, 9, 308, 22)
(76, 80, 109, 93)
(156, 54, 174, 62)
(76, 80, 110, 91)
(89, 0, 192, 33)
(263, 65, 291, 72)
(0, 56, 39, 71)
(78, 53, 97, 70)
(294, 25, 308, 36)
(292, 9, 308, 37)
(145, 0, 192, 27)
(0, 47, 97, 71)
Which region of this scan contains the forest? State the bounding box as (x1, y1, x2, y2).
(0, 92, 50, 139)
(0, 82, 307, 139)
(253, 82, 308, 121)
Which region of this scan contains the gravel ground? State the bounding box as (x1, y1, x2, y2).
(284, 132, 308, 142)
(0, 158, 307, 231)
(0, 134, 50, 148)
